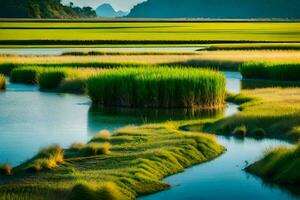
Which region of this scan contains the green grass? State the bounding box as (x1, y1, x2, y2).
(202, 43, 300, 51)
(0, 22, 299, 45)
(240, 62, 300, 81)
(25, 145, 64, 173)
(203, 88, 300, 142)
(0, 121, 224, 200)
(10, 67, 42, 84)
(0, 75, 6, 90)
(246, 144, 300, 185)
(87, 67, 226, 109)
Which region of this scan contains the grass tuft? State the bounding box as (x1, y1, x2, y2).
(0, 164, 13, 176)
(25, 145, 64, 173)
(232, 125, 247, 137)
(0, 75, 6, 90)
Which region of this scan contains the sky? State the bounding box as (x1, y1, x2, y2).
(62, 0, 145, 11)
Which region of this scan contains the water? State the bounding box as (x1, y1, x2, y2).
(139, 137, 295, 200)
(0, 72, 297, 199)
(0, 47, 206, 55)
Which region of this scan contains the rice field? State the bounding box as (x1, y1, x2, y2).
(240, 62, 300, 81)
(87, 67, 226, 109)
(0, 22, 299, 44)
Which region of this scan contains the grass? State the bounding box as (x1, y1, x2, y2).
(0, 121, 224, 200)
(0, 164, 12, 176)
(10, 67, 42, 84)
(203, 88, 300, 142)
(246, 144, 300, 185)
(203, 43, 300, 51)
(0, 75, 6, 90)
(25, 145, 64, 173)
(240, 62, 300, 81)
(0, 22, 299, 44)
(1, 50, 300, 73)
(87, 67, 226, 109)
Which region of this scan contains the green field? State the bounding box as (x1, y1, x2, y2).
(0, 22, 299, 44)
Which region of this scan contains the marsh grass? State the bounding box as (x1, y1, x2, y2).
(246, 144, 300, 184)
(87, 67, 226, 109)
(0, 121, 224, 199)
(0, 164, 12, 176)
(240, 62, 300, 81)
(0, 75, 6, 90)
(205, 88, 300, 142)
(26, 145, 64, 173)
(10, 67, 42, 84)
(70, 142, 111, 157)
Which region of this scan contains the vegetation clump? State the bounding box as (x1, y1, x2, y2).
(70, 142, 111, 156)
(246, 144, 300, 184)
(10, 67, 42, 84)
(26, 145, 64, 173)
(232, 125, 247, 137)
(0, 75, 6, 90)
(240, 62, 300, 81)
(206, 88, 300, 142)
(87, 67, 226, 109)
(0, 164, 13, 176)
(69, 182, 123, 200)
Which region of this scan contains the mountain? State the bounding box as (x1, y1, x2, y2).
(0, 0, 96, 18)
(128, 0, 300, 19)
(96, 3, 128, 18)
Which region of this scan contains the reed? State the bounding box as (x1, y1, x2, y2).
(0, 75, 6, 90)
(10, 67, 42, 84)
(240, 62, 300, 81)
(87, 67, 226, 109)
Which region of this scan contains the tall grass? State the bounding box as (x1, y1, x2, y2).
(26, 145, 64, 173)
(62, 51, 197, 56)
(10, 67, 42, 84)
(87, 67, 226, 109)
(0, 75, 6, 90)
(240, 62, 300, 81)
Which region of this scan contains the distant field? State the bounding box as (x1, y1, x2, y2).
(0, 22, 299, 45)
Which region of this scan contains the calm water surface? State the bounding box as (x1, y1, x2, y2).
(0, 47, 206, 55)
(0, 72, 297, 199)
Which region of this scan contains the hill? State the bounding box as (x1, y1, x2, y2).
(96, 3, 127, 18)
(0, 0, 96, 18)
(127, 0, 300, 19)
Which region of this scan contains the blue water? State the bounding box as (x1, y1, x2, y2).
(0, 72, 298, 199)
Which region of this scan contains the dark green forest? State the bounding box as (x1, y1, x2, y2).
(128, 0, 300, 18)
(0, 0, 96, 18)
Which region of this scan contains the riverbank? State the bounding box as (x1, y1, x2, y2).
(0, 121, 224, 200)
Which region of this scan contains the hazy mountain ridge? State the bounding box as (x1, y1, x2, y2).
(128, 0, 300, 19)
(0, 0, 96, 18)
(96, 3, 128, 18)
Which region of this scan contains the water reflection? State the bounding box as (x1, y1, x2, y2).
(87, 106, 225, 135)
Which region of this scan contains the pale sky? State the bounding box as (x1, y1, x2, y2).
(62, 0, 145, 11)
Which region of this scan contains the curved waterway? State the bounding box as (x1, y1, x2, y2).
(0, 72, 297, 199)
